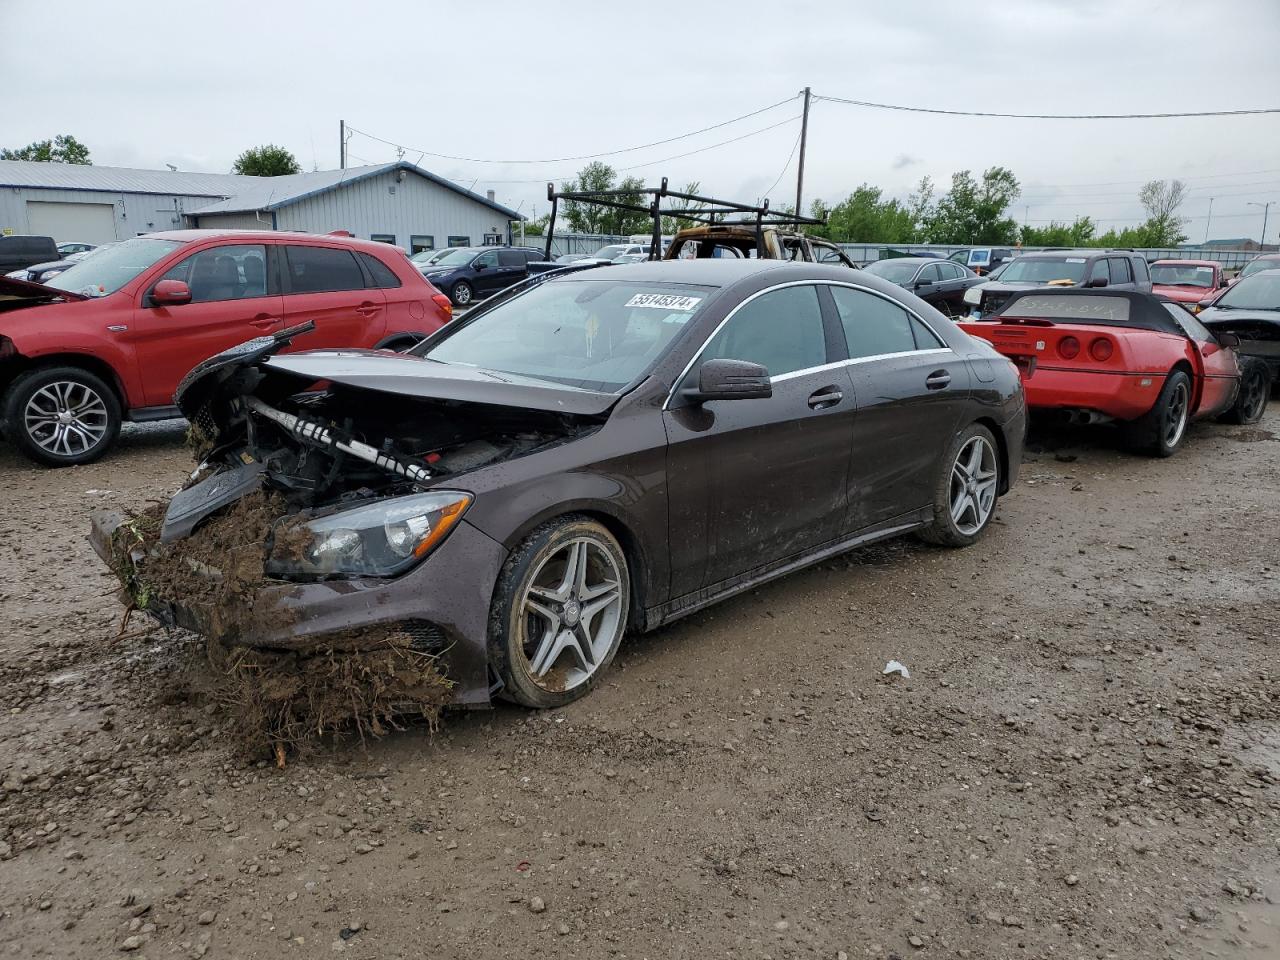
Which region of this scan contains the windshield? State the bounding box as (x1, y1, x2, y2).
(1214, 272, 1280, 311)
(421, 279, 715, 391)
(590, 245, 629, 261)
(863, 260, 921, 283)
(1240, 257, 1280, 278)
(430, 249, 478, 267)
(1151, 264, 1215, 287)
(410, 249, 442, 264)
(998, 257, 1089, 284)
(46, 237, 182, 296)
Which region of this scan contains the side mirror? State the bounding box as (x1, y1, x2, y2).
(681, 358, 772, 403)
(473, 261, 488, 271)
(1220, 277, 1229, 288)
(1217, 332, 1241, 349)
(1086, 276, 1108, 288)
(150, 279, 191, 306)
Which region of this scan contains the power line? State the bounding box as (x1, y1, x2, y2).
(345, 94, 799, 166)
(813, 93, 1280, 120)
(763, 128, 804, 203)
(457, 115, 802, 185)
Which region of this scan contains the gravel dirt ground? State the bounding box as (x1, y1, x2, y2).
(1, 412, 1278, 960)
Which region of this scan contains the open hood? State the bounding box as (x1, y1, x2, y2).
(0, 275, 89, 303)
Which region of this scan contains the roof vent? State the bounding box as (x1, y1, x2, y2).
(486, 189, 496, 202)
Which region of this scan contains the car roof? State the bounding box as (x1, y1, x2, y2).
(559, 257, 890, 290)
(997, 288, 1185, 335)
(135, 229, 403, 255)
(1152, 259, 1217, 267)
(1016, 249, 1116, 260)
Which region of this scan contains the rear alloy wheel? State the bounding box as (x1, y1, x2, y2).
(491, 517, 629, 708)
(450, 281, 474, 307)
(918, 423, 1000, 547)
(1123, 370, 1191, 458)
(3, 366, 121, 467)
(1219, 357, 1270, 425)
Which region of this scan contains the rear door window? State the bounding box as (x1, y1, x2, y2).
(498, 250, 524, 267)
(283, 246, 365, 294)
(699, 284, 827, 377)
(1109, 257, 1133, 285)
(829, 286, 918, 358)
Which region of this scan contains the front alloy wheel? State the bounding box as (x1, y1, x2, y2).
(3, 365, 122, 467)
(451, 281, 473, 306)
(492, 518, 629, 707)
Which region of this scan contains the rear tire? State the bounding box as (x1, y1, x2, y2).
(1122, 370, 1190, 457)
(2, 365, 122, 467)
(1218, 357, 1270, 425)
(918, 423, 1001, 547)
(450, 281, 474, 307)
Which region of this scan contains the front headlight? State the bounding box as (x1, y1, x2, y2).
(265, 490, 472, 581)
(964, 285, 983, 305)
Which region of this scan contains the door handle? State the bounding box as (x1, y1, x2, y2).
(925, 369, 951, 390)
(248, 314, 279, 329)
(807, 385, 844, 409)
(356, 301, 381, 316)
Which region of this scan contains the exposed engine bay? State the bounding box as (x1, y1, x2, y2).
(167, 323, 607, 541)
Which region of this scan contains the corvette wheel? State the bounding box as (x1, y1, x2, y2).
(491, 517, 629, 708)
(1219, 357, 1270, 425)
(1124, 370, 1191, 458)
(918, 423, 1000, 547)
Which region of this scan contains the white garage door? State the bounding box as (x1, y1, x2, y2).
(26, 201, 117, 245)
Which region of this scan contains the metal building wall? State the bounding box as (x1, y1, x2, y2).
(0, 187, 224, 240)
(269, 170, 514, 249)
(190, 212, 278, 231)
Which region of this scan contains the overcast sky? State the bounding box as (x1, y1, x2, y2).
(5, 0, 1280, 242)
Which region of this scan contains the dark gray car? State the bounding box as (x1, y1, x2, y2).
(92, 260, 1026, 710)
(861, 257, 983, 316)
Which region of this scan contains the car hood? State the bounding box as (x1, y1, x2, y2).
(1198, 306, 1280, 327)
(174, 332, 619, 422)
(980, 280, 1075, 295)
(1152, 284, 1214, 302)
(0, 275, 89, 302)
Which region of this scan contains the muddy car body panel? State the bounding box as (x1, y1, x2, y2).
(98, 260, 1026, 708)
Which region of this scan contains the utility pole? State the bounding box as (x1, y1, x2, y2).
(1247, 200, 1274, 247)
(339, 120, 346, 170)
(794, 86, 811, 217)
(1203, 197, 1213, 245)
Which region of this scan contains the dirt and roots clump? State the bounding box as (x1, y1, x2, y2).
(106, 490, 452, 757)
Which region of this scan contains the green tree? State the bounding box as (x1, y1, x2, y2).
(1134, 179, 1189, 246)
(231, 144, 301, 177)
(559, 163, 652, 235)
(660, 181, 702, 235)
(924, 167, 1020, 244)
(1021, 216, 1096, 247)
(812, 184, 919, 243)
(1, 134, 91, 164)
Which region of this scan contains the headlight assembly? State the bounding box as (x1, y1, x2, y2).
(265, 490, 472, 581)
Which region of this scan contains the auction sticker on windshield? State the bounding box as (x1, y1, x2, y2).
(625, 293, 703, 311)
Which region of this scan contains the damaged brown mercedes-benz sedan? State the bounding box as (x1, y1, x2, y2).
(92, 259, 1026, 723)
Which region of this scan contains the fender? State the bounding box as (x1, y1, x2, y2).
(4, 334, 142, 409)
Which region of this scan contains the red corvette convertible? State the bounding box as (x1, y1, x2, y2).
(958, 289, 1269, 457)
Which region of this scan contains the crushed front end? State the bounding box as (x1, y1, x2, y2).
(90, 324, 602, 747)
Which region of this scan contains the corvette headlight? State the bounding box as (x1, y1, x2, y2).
(265, 491, 472, 581)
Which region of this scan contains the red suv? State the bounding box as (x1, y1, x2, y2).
(0, 230, 452, 466)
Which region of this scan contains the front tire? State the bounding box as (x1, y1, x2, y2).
(1123, 370, 1190, 457)
(1219, 357, 1270, 425)
(490, 517, 630, 708)
(450, 280, 474, 307)
(918, 423, 1000, 547)
(2, 365, 121, 467)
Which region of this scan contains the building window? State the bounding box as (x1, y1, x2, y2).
(410, 234, 435, 254)
(370, 233, 396, 245)
(482, 233, 504, 246)
(447, 235, 470, 247)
